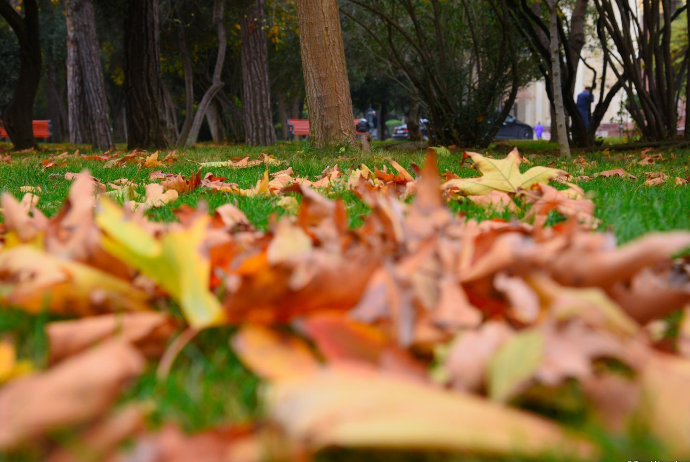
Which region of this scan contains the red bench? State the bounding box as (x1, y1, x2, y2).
(0, 120, 51, 140)
(287, 118, 367, 138)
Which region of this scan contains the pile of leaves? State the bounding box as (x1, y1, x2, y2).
(1, 150, 690, 461)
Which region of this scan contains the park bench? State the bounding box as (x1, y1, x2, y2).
(287, 118, 368, 139)
(0, 120, 52, 141)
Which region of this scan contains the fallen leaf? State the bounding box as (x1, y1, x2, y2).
(593, 168, 637, 179)
(97, 199, 225, 328)
(442, 149, 568, 196)
(47, 312, 176, 363)
(231, 324, 319, 380)
(0, 340, 145, 450)
(267, 364, 596, 458)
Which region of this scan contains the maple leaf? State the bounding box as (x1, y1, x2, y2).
(96, 199, 225, 328)
(442, 149, 568, 196)
(142, 151, 164, 168)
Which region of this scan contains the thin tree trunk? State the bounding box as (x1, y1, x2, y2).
(241, 0, 275, 146)
(408, 101, 422, 141)
(175, 6, 194, 146)
(277, 93, 289, 140)
(549, 103, 559, 144)
(0, 0, 41, 150)
(548, 0, 570, 158)
(379, 102, 388, 140)
(45, 57, 66, 143)
(112, 102, 127, 144)
(206, 99, 224, 143)
(290, 95, 301, 119)
(125, 0, 173, 149)
(296, 0, 356, 148)
(185, 0, 226, 147)
(162, 82, 178, 140)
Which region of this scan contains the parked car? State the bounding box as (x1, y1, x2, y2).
(494, 115, 533, 140)
(392, 119, 430, 140)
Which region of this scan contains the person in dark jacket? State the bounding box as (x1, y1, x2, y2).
(576, 87, 594, 128)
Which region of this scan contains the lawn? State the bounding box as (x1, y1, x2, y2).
(1, 139, 689, 461)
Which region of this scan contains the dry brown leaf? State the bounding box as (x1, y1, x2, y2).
(593, 168, 637, 179)
(0, 340, 145, 450)
(231, 324, 319, 380)
(47, 312, 176, 363)
(47, 405, 147, 462)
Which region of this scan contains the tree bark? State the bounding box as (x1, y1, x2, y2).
(296, 0, 356, 148)
(686, 0, 690, 139)
(407, 101, 422, 141)
(40, 0, 67, 143)
(206, 99, 224, 143)
(549, 103, 559, 144)
(277, 93, 289, 140)
(185, 0, 226, 147)
(125, 0, 174, 149)
(175, 5, 194, 146)
(45, 56, 67, 143)
(547, 0, 570, 158)
(65, 0, 114, 150)
(0, 0, 41, 150)
(241, 0, 276, 146)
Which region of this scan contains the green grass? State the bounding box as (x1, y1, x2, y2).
(0, 139, 688, 460)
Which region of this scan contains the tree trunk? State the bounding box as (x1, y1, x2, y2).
(206, 99, 224, 143)
(40, 0, 67, 143)
(0, 0, 41, 150)
(277, 93, 289, 140)
(549, 103, 558, 144)
(548, 0, 570, 158)
(408, 101, 422, 141)
(686, 0, 690, 139)
(296, 0, 356, 148)
(45, 57, 66, 143)
(65, 0, 114, 150)
(185, 0, 226, 147)
(290, 95, 302, 119)
(112, 103, 127, 144)
(125, 0, 174, 149)
(241, 0, 275, 146)
(175, 6, 194, 146)
(379, 102, 388, 140)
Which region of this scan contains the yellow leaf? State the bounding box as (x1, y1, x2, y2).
(267, 364, 596, 458)
(266, 219, 312, 265)
(488, 329, 544, 402)
(96, 199, 225, 328)
(442, 149, 567, 196)
(0, 339, 33, 384)
(143, 151, 163, 168)
(0, 245, 151, 315)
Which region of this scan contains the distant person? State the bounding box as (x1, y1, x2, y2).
(356, 117, 370, 135)
(577, 87, 594, 128)
(535, 122, 543, 140)
(371, 110, 379, 140)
